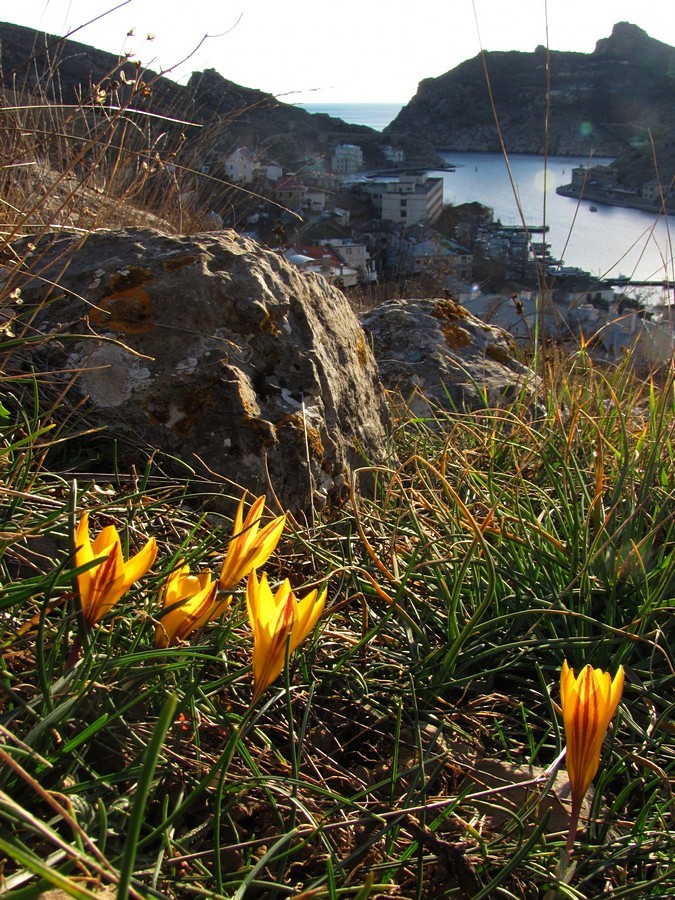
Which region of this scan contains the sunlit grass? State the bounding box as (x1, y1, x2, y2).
(1, 336, 672, 897)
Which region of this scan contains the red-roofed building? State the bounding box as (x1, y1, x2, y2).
(287, 244, 359, 287)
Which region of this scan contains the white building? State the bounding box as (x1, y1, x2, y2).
(265, 162, 283, 182)
(388, 230, 473, 279)
(301, 186, 329, 213)
(319, 239, 377, 283)
(332, 144, 364, 175)
(363, 174, 444, 225)
(224, 147, 258, 184)
(332, 208, 350, 226)
(383, 145, 405, 164)
(285, 248, 360, 288)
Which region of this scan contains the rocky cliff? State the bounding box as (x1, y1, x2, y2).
(385, 23, 675, 156)
(612, 134, 675, 192)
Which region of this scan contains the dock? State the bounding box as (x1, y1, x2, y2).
(498, 224, 550, 234)
(611, 277, 673, 289)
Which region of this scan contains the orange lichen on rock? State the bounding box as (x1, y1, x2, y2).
(431, 299, 473, 348)
(431, 300, 471, 350)
(90, 288, 154, 333)
(432, 298, 470, 321)
(440, 323, 471, 349)
(259, 309, 281, 336)
(355, 334, 370, 369)
(278, 413, 324, 461)
(148, 387, 216, 436)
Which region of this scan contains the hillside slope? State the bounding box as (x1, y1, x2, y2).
(385, 22, 675, 156)
(0, 20, 441, 169)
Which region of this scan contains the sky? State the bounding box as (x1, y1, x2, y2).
(3, 1, 675, 104)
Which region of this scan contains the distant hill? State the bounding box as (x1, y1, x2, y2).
(385, 22, 675, 156)
(0, 21, 441, 169)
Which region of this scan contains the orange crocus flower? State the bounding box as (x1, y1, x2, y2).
(219, 495, 286, 591)
(246, 570, 326, 704)
(560, 660, 624, 852)
(74, 511, 157, 628)
(155, 561, 231, 648)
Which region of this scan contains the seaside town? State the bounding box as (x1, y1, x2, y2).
(189, 138, 674, 369)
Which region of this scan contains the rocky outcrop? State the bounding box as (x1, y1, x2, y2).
(386, 23, 675, 156)
(7, 228, 392, 515)
(361, 298, 537, 415)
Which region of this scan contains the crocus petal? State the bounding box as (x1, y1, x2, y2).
(256, 583, 295, 703)
(75, 512, 94, 558)
(155, 560, 229, 648)
(608, 666, 625, 718)
(248, 515, 286, 569)
(247, 572, 293, 702)
(83, 545, 126, 626)
(219, 496, 285, 590)
(246, 571, 285, 641)
(74, 512, 114, 585)
(162, 562, 193, 606)
(561, 660, 624, 809)
(74, 512, 96, 602)
(121, 535, 158, 591)
(290, 587, 327, 654)
(219, 496, 260, 588)
(246, 571, 325, 704)
(241, 495, 265, 532)
(91, 524, 122, 556)
(74, 512, 157, 628)
(75, 512, 126, 626)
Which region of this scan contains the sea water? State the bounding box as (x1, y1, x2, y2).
(434, 152, 674, 287)
(297, 102, 403, 132)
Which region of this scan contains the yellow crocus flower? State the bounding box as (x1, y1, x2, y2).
(246, 570, 326, 704)
(74, 511, 157, 628)
(155, 561, 230, 648)
(219, 495, 286, 591)
(560, 660, 624, 851)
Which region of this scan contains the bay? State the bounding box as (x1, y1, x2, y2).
(296, 104, 673, 292)
(297, 102, 403, 132)
(433, 152, 674, 287)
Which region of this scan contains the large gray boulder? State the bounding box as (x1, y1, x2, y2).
(9, 228, 391, 515)
(361, 298, 537, 415)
